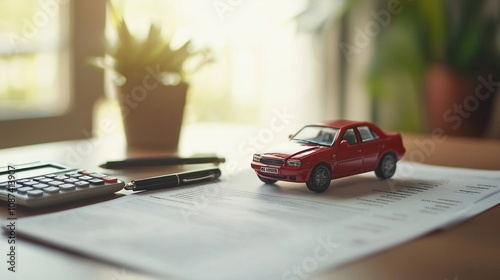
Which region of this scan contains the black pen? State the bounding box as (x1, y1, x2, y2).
(124, 167, 222, 191)
(100, 156, 225, 169)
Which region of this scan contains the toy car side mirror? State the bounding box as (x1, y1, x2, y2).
(339, 140, 349, 148)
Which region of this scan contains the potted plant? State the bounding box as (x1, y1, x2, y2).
(366, 0, 499, 137)
(91, 2, 211, 151)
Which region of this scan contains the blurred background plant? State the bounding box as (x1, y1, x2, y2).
(366, 0, 500, 136)
(90, 0, 212, 88)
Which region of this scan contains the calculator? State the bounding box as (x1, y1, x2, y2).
(0, 161, 125, 208)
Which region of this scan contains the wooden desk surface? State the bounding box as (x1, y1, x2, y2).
(1, 127, 499, 280)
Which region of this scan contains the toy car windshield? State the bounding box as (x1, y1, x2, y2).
(291, 126, 339, 147)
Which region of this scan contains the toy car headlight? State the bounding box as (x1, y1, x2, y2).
(286, 159, 301, 167)
(253, 154, 261, 162)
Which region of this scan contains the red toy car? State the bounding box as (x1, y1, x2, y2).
(251, 120, 406, 192)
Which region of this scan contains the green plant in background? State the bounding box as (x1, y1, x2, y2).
(366, 0, 500, 132)
(90, 1, 212, 87)
(411, 0, 500, 75)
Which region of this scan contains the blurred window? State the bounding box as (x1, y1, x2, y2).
(0, 0, 69, 120)
(0, 1, 105, 148)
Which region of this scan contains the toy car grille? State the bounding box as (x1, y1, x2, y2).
(260, 158, 284, 166)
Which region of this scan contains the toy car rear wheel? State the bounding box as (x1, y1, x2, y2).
(375, 153, 397, 179)
(306, 165, 331, 193)
(258, 175, 277, 184)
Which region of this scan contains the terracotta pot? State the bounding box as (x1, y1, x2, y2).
(425, 64, 494, 137)
(117, 83, 188, 151)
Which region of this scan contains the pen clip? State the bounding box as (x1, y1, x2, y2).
(182, 173, 216, 183)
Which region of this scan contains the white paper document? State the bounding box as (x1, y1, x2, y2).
(14, 163, 500, 279)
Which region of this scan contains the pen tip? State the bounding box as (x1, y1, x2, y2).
(99, 163, 106, 169)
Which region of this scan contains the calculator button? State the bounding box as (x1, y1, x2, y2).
(78, 176, 93, 181)
(59, 184, 76, 191)
(27, 190, 44, 197)
(45, 174, 57, 178)
(89, 173, 107, 179)
(34, 176, 46, 181)
(48, 181, 64, 186)
(75, 181, 90, 188)
(67, 173, 82, 178)
(44, 187, 60, 194)
(38, 178, 54, 183)
(23, 181, 38, 186)
(89, 179, 104, 185)
(79, 170, 91, 175)
(17, 179, 30, 183)
(17, 187, 34, 195)
(6, 183, 22, 191)
(64, 178, 79, 184)
(54, 175, 68, 180)
(102, 176, 118, 183)
(32, 183, 49, 190)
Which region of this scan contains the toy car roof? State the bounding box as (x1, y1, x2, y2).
(312, 119, 374, 129)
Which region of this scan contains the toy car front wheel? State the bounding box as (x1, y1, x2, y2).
(375, 153, 397, 179)
(306, 165, 331, 193)
(258, 175, 277, 184)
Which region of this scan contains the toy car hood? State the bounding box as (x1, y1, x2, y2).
(257, 141, 322, 159)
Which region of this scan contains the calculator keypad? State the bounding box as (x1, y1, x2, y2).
(10, 172, 118, 195)
(0, 169, 124, 208)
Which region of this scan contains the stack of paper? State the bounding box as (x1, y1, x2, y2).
(14, 163, 500, 279)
